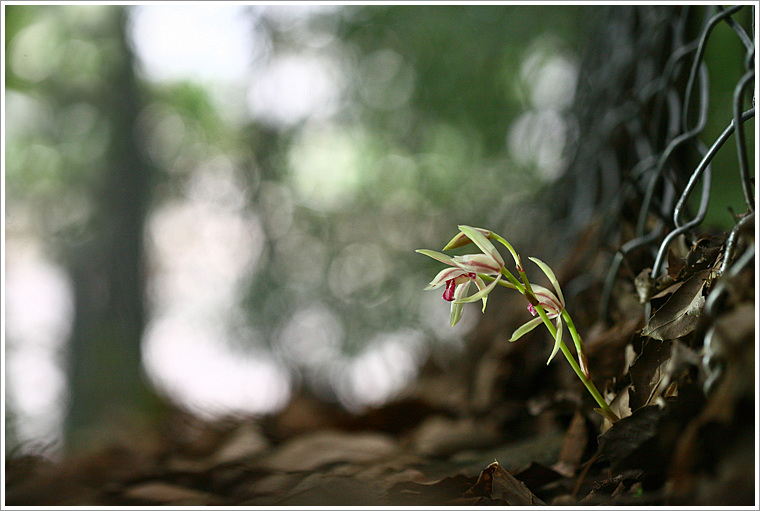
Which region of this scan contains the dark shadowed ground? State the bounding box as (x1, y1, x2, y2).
(6, 213, 755, 506)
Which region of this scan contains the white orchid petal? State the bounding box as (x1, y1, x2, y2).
(453, 253, 502, 275)
(531, 284, 563, 315)
(450, 301, 464, 326)
(528, 257, 565, 306)
(453, 279, 472, 299)
(458, 225, 505, 267)
(425, 267, 467, 290)
(474, 276, 488, 312)
(416, 249, 457, 267)
(449, 280, 474, 326)
(509, 316, 543, 342)
(453, 275, 500, 304)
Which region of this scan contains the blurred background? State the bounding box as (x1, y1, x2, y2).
(3, 4, 751, 458)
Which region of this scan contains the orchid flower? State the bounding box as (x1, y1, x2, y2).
(416, 250, 503, 326)
(416, 226, 505, 326)
(509, 257, 566, 364)
(508, 257, 588, 376)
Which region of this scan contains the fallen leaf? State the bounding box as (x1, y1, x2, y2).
(650, 279, 684, 301)
(256, 430, 398, 473)
(466, 461, 545, 505)
(682, 233, 724, 274)
(512, 462, 563, 494)
(212, 423, 269, 465)
(642, 269, 713, 340)
(668, 303, 755, 504)
(464, 461, 496, 497)
(667, 247, 686, 280)
(578, 474, 625, 504)
(598, 405, 662, 472)
(627, 336, 672, 411)
(634, 268, 654, 304)
(585, 317, 643, 382)
(604, 384, 632, 429)
(411, 415, 500, 457)
(646, 341, 701, 406)
(388, 474, 477, 505)
(273, 472, 388, 506)
(598, 385, 705, 477)
(122, 481, 223, 505)
(488, 462, 546, 505)
(553, 410, 589, 476)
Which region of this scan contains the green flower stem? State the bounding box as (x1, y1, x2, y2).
(499, 267, 526, 293)
(480, 274, 518, 290)
(532, 303, 618, 422)
(491, 233, 521, 269)
(517, 268, 538, 302)
(492, 234, 539, 303)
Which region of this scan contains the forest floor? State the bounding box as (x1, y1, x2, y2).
(5, 219, 756, 506)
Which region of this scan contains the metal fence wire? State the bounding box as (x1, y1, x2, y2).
(554, 5, 755, 326)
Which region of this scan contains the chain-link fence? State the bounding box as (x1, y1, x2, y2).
(554, 5, 754, 325)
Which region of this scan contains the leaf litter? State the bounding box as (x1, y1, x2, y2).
(5, 223, 754, 506)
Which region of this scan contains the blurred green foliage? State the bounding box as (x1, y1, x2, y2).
(5, 5, 594, 437)
(697, 9, 755, 228)
(234, 5, 594, 380)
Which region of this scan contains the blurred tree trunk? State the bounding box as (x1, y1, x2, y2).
(64, 6, 162, 453)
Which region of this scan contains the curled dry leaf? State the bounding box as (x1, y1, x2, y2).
(642, 269, 713, 341)
(634, 268, 654, 304)
(598, 405, 662, 472)
(627, 336, 672, 411)
(466, 461, 545, 505)
(387, 460, 544, 505)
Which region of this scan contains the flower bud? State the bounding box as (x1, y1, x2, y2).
(442, 228, 493, 250)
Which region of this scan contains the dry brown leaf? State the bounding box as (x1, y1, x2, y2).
(598, 405, 662, 472)
(211, 422, 269, 465)
(553, 410, 589, 477)
(642, 269, 713, 340)
(472, 461, 546, 505)
(411, 415, 500, 457)
(634, 268, 654, 304)
(512, 462, 563, 495)
(667, 247, 686, 280)
(585, 317, 643, 382)
(274, 472, 388, 505)
(388, 473, 478, 505)
(122, 481, 224, 505)
(256, 430, 399, 473)
(628, 337, 672, 411)
(646, 341, 701, 406)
